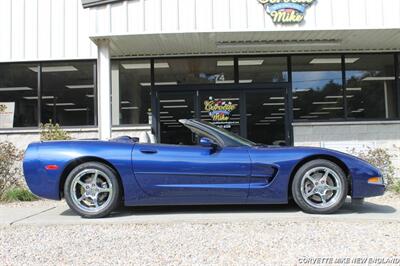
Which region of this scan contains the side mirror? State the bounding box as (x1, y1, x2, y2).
(200, 137, 214, 147)
(200, 137, 218, 151)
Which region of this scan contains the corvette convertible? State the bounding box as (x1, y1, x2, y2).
(23, 119, 385, 218)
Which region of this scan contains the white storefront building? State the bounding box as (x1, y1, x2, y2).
(0, 0, 399, 169)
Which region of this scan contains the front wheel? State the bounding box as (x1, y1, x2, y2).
(292, 159, 348, 214)
(64, 162, 121, 218)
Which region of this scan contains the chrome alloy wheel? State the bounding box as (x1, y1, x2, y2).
(300, 167, 343, 209)
(70, 169, 113, 213)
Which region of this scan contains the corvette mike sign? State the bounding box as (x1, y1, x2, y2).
(204, 97, 238, 128)
(258, 0, 316, 24)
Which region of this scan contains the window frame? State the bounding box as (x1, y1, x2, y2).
(342, 53, 398, 121)
(1, 52, 399, 130)
(117, 53, 400, 133)
(111, 58, 153, 127)
(0, 62, 40, 129)
(290, 52, 400, 123)
(0, 59, 97, 130)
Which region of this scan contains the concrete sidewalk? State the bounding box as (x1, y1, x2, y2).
(1, 198, 399, 226)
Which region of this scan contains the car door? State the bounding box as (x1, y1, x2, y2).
(131, 143, 251, 204)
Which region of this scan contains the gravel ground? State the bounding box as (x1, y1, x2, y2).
(1, 219, 400, 265)
(1, 193, 400, 265)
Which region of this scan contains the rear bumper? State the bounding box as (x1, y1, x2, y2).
(24, 173, 61, 200)
(23, 143, 61, 200)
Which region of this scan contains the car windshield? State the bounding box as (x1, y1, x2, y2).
(193, 120, 257, 147)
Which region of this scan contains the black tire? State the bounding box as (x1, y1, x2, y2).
(292, 159, 348, 214)
(64, 162, 121, 218)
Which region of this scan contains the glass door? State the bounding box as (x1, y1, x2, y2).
(158, 91, 195, 145)
(246, 89, 288, 145)
(156, 86, 291, 146)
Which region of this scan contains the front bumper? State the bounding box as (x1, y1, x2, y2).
(352, 182, 386, 199)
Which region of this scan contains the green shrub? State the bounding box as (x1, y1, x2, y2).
(349, 147, 396, 187)
(0, 187, 38, 202)
(0, 141, 23, 196)
(40, 120, 72, 141)
(392, 180, 400, 194)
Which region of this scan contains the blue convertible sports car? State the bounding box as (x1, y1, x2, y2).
(23, 119, 385, 218)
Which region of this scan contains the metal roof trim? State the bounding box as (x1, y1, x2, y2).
(81, 0, 124, 8)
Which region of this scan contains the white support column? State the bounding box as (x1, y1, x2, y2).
(111, 64, 120, 126)
(97, 39, 112, 140)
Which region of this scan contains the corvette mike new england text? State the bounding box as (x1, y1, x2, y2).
(298, 256, 400, 265)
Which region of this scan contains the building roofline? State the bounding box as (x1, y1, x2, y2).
(81, 0, 123, 8)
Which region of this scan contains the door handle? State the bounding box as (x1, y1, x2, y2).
(140, 149, 158, 154)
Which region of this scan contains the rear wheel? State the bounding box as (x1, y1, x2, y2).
(292, 159, 347, 214)
(64, 162, 121, 218)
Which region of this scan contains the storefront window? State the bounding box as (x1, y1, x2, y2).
(292, 55, 344, 121)
(345, 54, 397, 119)
(239, 56, 288, 83)
(112, 60, 151, 126)
(0, 63, 38, 128)
(41, 62, 95, 126)
(155, 57, 234, 85)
